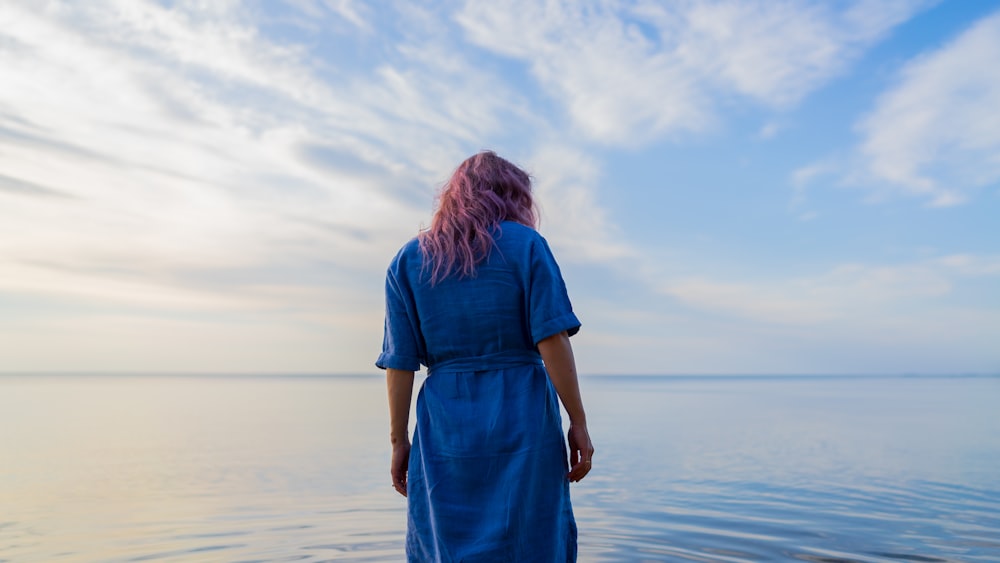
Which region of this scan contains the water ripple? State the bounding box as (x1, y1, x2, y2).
(2, 375, 998, 561)
(574, 478, 1000, 562)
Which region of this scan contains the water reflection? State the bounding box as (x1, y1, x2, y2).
(1, 374, 997, 561)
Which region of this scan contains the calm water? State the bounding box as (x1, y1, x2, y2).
(1, 374, 998, 562)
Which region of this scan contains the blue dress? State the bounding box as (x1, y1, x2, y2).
(377, 221, 581, 562)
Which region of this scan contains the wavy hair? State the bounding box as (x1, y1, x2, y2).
(419, 151, 538, 284)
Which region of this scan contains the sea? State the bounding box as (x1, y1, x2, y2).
(1, 374, 998, 562)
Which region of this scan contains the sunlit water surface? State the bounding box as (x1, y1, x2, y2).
(1, 374, 997, 562)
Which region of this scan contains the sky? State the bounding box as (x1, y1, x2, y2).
(1, 0, 998, 375)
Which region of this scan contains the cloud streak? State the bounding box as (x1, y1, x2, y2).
(857, 9, 1000, 206)
(457, 0, 929, 143)
(660, 254, 1000, 325)
(0, 1, 615, 372)
(1, 1, 994, 374)
(795, 8, 1000, 207)
(0, 2, 497, 286)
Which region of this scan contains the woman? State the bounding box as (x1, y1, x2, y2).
(377, 151, 594, 562)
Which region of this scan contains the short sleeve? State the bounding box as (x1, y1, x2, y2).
(528, 236, 581, 345)
(375, 265, 422, 371)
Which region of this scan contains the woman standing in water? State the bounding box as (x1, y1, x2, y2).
(377, 151, 594, 561)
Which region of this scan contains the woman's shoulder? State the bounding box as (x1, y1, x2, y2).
(387, 237, 422, 271)
(498, 222, 560, 261)
(401, 236, 422, 254)
(498, 221, 546, 245)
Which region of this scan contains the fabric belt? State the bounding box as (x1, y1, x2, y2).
(427, 350, 543, 375)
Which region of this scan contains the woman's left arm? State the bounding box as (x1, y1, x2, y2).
(386, 368, 415, 497)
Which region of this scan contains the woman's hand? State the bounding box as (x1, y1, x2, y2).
(391, 440, 411, 497)
(566, 423, 594, 482)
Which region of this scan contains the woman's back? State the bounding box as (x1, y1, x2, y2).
(382, 221, 578, 372)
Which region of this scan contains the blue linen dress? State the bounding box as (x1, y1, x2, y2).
(377, 221, 581, 562)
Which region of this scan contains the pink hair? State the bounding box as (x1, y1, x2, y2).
(419, 151, 538, 284)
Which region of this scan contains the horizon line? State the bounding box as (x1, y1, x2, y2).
(1, 371, 997, 379)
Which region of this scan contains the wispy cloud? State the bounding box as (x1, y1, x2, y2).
(795, 9, 1000, 207)
(0, 173, 76, 199)
(857, 9, 1000, 206)
(2, 1, 991, 374)
(660, 254, 1000, 325)
(0, 1, 622, 372)
(527, 144, 635, 264)
(456, 0, 929, 143)
(0, 1, 520, 299)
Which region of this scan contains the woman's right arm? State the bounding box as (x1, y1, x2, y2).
(537, 331, 594, 482)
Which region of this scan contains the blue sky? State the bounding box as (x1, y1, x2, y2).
(1, 0, 997, 375)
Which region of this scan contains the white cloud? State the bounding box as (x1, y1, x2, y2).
(527, 145, 635, 264)
(3, 1, 991, 375)
(591, 305, 1000, 374)
(856, 9, 1000, 205)
(0, 1, 642, 372)
(655, 0, 925, 103)
(0, 1, 530, 307)
(660, 254, 1000, 325)
(456, 1, 707, 144)
(635, 253, 1000, 373)
(0, 1, 528, 376)
(758, 122, 781, 140)
(320, 0, 372, 32)
(456, 0, 929, 143)
(793, 9, 1000, 208)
